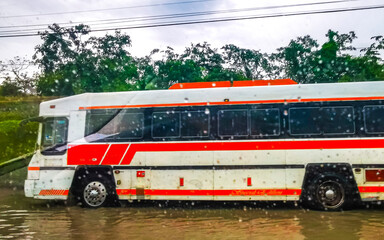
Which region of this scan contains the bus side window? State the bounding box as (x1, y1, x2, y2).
(364, 105, 384, 134)
(289, 107, 321, 135)
(250, 108, 280, 137)
(218, 109, 248, 137)
(85, 109, 119, 141)
(181, 111, 209, 138)
(322, 106, 355, 135)
(152, 111, 180, 138)
(115, 112, 144, 139)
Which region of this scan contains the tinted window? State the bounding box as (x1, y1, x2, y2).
(41, 117, 68, 155)
(322, 107, 354, 135)
(250, 109, 280, 136)
(181, 111, 209, 138)
(85, 110, 144, 141)
(364, 105, 384, 134)
(115, 113, 144, 139)
(42, 118, 68, 147)
(218, 109, 248, 136)
(152, 112, 180, 138)
(85, 109, 118, 137)
(289, 107, 321, 135)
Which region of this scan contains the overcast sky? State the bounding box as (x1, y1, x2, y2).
(0, 0, 383, 64)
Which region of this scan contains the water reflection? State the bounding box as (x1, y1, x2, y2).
(1, 188, 384, 239)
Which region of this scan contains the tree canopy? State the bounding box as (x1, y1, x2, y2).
(1, 24, 383, 96)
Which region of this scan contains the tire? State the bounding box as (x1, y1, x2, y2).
(305, 175, 351, 211)
(80, 177, 115, 208)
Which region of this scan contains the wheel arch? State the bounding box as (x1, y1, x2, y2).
(300, 163, 361, 209)
(69, 165, 116, 196)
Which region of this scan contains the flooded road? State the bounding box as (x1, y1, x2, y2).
(1, 188, 384, 239)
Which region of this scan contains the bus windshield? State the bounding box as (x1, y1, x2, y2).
(41, 117, 68, 154)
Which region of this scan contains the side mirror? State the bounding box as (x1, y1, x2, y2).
(19, 117, 45, 126)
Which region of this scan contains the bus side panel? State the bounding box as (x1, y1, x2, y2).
(357, 148, 384, 201)
(285, 169, 305, 201)
(33, 170, 75, 200)
(145, 151, 214, 200)
(286, 148, 363, 166)
(213, 150, 287, 201)
(149, 170, 214, 201)
(116, 152, 146, 200)
(214, 169, 287, 201)
(145, 151, 214, 166)
(114, 170, 132, 201)
(68, 111, 86, 143)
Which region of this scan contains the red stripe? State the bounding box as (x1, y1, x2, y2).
(68, 139, 384, 166)
(79, 96, 384, 110)
(358, 186, 384, 193)
(67, 144, 109, 165)
(28, 167, 40, 171)
(116, 189, 302, 196)
(101, 144, 129, 165)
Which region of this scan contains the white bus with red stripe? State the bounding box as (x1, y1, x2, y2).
(24, 79, 384, 210)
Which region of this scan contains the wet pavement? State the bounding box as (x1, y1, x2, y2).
(1, 186, 384, 240)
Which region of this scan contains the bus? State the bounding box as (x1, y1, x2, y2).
(24, 79, 384, 210)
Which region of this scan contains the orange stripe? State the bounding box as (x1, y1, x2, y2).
(116, 189, 301, 196)
(78, 96, 384, 110)
(28, 167, 40, 171)
(39, 189, 69, 196)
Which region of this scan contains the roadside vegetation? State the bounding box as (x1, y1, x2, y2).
(0, 97, 50, 164)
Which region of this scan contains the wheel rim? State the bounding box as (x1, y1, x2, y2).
(83, 181, 107, 207)
(316, 180, 345, 209)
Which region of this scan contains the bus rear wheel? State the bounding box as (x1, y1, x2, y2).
(306, 176, 350, 211)
(316, 179, 345, 210)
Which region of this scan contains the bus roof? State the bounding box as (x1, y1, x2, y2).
(39, 81, 384, 116)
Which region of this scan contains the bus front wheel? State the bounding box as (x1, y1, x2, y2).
(80, 178, 114, 208)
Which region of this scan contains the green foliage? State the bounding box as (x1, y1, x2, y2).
(0, 97, 46, 163)
(277, 30, 384, 83)
(0, 121, 38, 163)
(222, 44, 271, 79)
(32, 25, 384, 95)
(34, 24, 138, 95)
(0, 80, 22, 96)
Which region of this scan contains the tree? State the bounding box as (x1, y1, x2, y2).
(0, 79, 21, 96)
(31, 26, 384, 96)
(277, 35, 319, 83)
(363, 35, 384, 60)
(0, 57, 37, 95)
(34, 24, 138, 96)
(313, 30, 357, 83)
(222, 44, 268, 79)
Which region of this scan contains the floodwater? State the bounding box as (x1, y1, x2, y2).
(1, 187, 384, 240)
